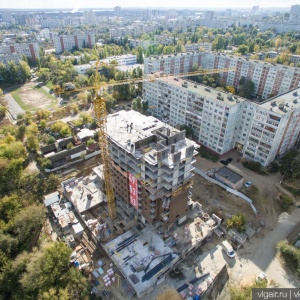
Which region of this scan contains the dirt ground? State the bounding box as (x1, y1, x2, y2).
(17, 82, 57, 110)
(194, 151, 288, 230)
(193, 153, 300, 289)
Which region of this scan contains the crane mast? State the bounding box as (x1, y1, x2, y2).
(93, 62, 116, 220)
(94, 95, 116, 220)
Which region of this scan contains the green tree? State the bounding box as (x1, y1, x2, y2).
(26, 134, 39, 152)
(179, 124, 193, 138)
(20, 242, 88, 298)
(13, 204, 45, 247)
(86, 138, 95, 145)
(18, 61, 31, 83)
(237, 44, 249, 55)
(40, 119, 47, 130)
(0, 62, 10, 83)
(226, 214, 246, 232)
(79, 112, 93, 125)
(225, 85, 236, 94)
(1, 141, 27, 160)
(36, 110, 51, 122)
(132, 97, 142, 112)
(136, 46, 144, 63)
(44, 174, 60, 193)
(36, 68, 51, 83)
(75, 74, 88, 87)
(0, 106, 7, 118)
(277, 240, 300, 278)
(0, 194, 22, 231)
(238, 76, 255, 99)
(26, 123, 39, 135)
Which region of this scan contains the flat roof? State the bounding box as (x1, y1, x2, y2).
(116, 64, 144, 72)
(147, 52, 300, 72)
(106, 110, 198, 166)
(104, 227, 179, 296)
(157, 76, 245, 107)
(62, 176, 106, 214)
(44, 191, 59, 207)
(77, 128, 95, 140)
(259, 87, 300, 115)
(215, 166, 243, 184)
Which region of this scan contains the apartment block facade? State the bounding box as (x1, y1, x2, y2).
(143, 77, 300, 166)
(106, 110, 198, 230)
(144, 52, 300, 100)
(53, 33, 95, 54)
(0, 53, 22, 66)
(0, 42, 40, 60)
(184, 43, 212, 52)
(100, 54, 137, 66)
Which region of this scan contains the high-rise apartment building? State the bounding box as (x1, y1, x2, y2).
(184, 43, 212, 52)
(144, 52, 300, 100)
(114, 6, 121, 17)
(106, 110, 198, 230)
(53, 33, 95, 54)
(290, 4, 300, 20)
(143, 77, 300, 166)
(1, 11, 12, 23)
(0, 42, 40, 60)
(83, 10, 96, 24)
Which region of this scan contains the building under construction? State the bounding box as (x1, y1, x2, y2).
(106, 110, 199, 231)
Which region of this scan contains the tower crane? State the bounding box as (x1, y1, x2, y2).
(53, 64, 235, 221)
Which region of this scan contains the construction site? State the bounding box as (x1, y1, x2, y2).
(43, 107, 231, 300)
(42, 64, 294, 299)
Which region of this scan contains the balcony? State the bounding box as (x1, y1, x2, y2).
(145, 169, 157, 180)
(150, 201, 156, 207)
(145, 163, 157, 173)
(128, 161, 140, 173)
(150, 212, 156, 219)
(161, 181, 172, 190)
(150, 207, 156, 213)
(162, 174, 173, 182)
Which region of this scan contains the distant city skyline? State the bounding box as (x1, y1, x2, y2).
(0, 0, 297, 9)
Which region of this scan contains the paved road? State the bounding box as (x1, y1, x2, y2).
(4, 92, 24, 120)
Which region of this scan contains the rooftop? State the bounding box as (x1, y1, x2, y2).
(156, 76, 245, 107)
(146, 52, 300, 72)
(104, 226, 179, 297)
(77, 128, 95, 140)
(259, 87, 300, 115)
(43, 191, 60, 207)
(61, 175, 106, 214)
(215, 166, 244, 184)
(106, 110, 198, 166)
(116, 63, 143, 72)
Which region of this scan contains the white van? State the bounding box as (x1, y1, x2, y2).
(221, 240, 235, 258)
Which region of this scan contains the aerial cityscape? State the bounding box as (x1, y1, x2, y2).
(0, 2, 300, 300)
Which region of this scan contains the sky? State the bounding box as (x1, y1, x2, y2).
(0, 0, 297, 9)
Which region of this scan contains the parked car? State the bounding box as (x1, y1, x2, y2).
(244, 181, 252, 188)
(220, 160, 228, 165)
(226, 158, 233, 164)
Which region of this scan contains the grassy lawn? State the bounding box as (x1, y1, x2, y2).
(10, 84, 58, 111)
(46, 81, 53, 89)
(10, 88, 32, 111)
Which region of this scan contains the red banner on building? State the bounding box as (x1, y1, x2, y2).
(128, 172, 138, 209)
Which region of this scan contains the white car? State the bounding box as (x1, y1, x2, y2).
(244, 181, 252, 188)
